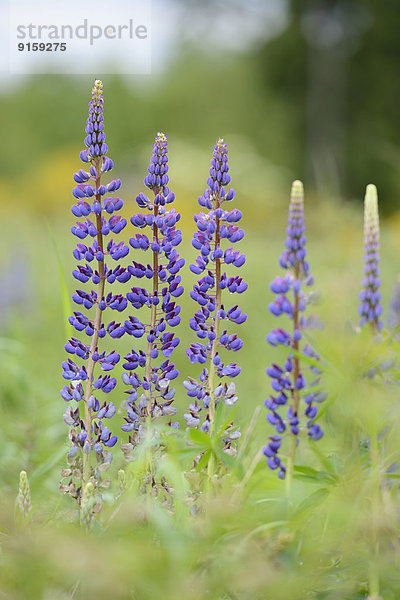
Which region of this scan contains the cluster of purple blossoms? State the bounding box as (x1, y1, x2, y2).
(60, 82, 335, 502)
(121, 133, 183, 453)
(60, 80, 129, 503)
(184, 139, 246, 451)
(264, 181, 325, 480)
(359, 184, 383, 333)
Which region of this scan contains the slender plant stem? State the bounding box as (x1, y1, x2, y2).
(207, 195, 222, 489)
(142, 204, 160, 493)
(370, 321, 378, 336)
(237, 405, 262, 462)
(231, 408, 262, 502)
(145, 205, 159, 417)
(285, 263, 300, 499)
(82, 159, 104, 491)
(232, 448, 263, 503)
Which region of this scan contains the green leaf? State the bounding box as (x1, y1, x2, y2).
(308, 441, 341, 473)
(214, 402, 238, 439)
(294, 465, 320, 479)
(294, 465, 337, 484)
(291, 347, 323, 370)
(294, 487, 329, 517)
(196, 448, 211, 471)
(214, 447, 236, 470)
(188, 428, 211, 448)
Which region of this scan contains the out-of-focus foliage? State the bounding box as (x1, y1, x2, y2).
(1, 0, 400, 215)
(1, 1, 400, 597)
(0, 199, 400, 597)
(256, 0, 400, 209)
(2, 319, 400, 599)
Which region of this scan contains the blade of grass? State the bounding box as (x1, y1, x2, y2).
(46, 219, 72, 340)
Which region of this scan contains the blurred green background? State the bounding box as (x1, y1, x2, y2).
(1, 2, 400, 598)
(1, 0, 400, 493)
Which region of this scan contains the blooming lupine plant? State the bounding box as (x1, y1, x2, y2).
(359, 184, 383, 333)
(184, 138, 246, 458)
(121, 133, 183, 455)
(60, 80, 129, 506)
(264, 181, 324, 484)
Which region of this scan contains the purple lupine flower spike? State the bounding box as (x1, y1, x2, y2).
(184, 138, 246, 457)
(387, 277, 400, 331)
(60, 80, 129, 506)
(359, 184, 383, 333)
(82, 81, 108, 161)
(122, 133, 183, 454)
(264, 181, 324, 483)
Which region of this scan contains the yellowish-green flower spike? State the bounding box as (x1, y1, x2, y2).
(93, 79, 103, 97)
(17, 470, 32, 518)
(359, 184, 383, 333)
(80, 481, 95, 530)
(117, 469, 127, 498)
(290, 180, 304, 204)
(364, 184, 379, 238)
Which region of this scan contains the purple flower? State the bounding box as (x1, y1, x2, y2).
(61, 81, 128, 503)
(387, 277, 400, 332)
(264, 181, 325, 481)
(81, 81, 108, 160)
(122, 133, 183, 451)
(184, 139, 245, 454)
(359, 184, 383, 333)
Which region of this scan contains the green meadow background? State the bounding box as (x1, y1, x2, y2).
(1, 1, 400, 598)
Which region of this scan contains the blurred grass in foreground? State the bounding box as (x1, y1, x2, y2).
(0, 193, 400, 597)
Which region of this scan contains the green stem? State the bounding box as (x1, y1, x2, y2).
(285, 264, 300, 502)
(285, 435, 296, 500)
(206, 195, 222, 492)
(145, 206, 159, 418)
(82, 159, 104, 494)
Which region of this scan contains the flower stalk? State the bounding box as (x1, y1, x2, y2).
(82, 160, 105, 483)
(144, 208, 160, 416)
(60, 80, 129, 508)
(121, 132, 183, 459)
(185, 138, 246, 478)
(264, 180, 325, 487)
(207, 191, 223, 434)
(359, 184, 383, 334)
